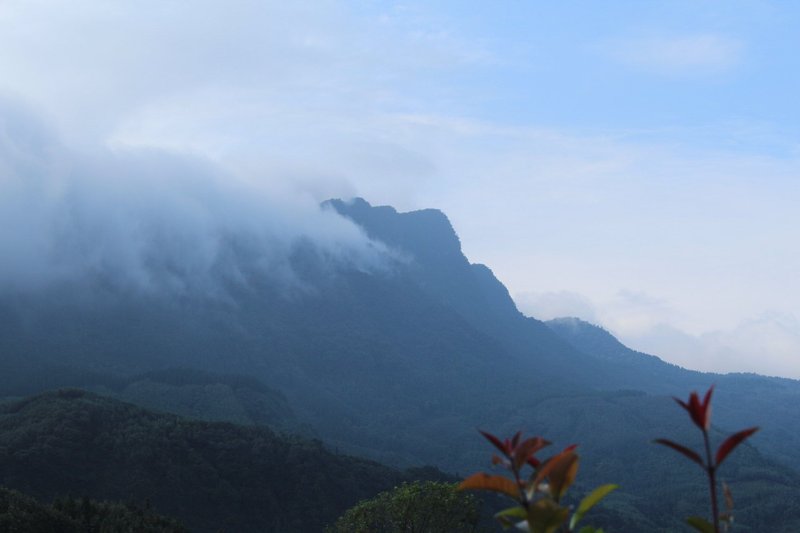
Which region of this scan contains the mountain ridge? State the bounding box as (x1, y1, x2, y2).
(3, 197, 800, 529)
(544, 315, 800, 468)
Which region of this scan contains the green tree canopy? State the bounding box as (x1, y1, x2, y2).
(327, 481, 484, 533)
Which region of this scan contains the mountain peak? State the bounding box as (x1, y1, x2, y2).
(324, 197, 463, 266)
(324, 197, 395, 216)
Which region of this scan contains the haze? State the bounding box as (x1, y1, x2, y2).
(0, 1, 798, 377)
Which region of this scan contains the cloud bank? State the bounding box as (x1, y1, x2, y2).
(1, 1, 798, 377)
(0, 99, 386, 294)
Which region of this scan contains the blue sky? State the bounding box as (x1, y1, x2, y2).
(1, 1, 799, 377)
(352, 2, 800, 141)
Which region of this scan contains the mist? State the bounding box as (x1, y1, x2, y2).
(0, 99, 387, 295)
(1, 1, 798, 376)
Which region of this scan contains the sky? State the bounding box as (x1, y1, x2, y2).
(0, 1, 798, 377)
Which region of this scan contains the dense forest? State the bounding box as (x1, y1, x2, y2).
(0, 390, 450, 532)
(0, 486, 187, 532)
(1, 386, 800, 531)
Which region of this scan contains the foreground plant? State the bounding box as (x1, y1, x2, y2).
(458, 430, 617, 533)
(655, 386, 759, 533)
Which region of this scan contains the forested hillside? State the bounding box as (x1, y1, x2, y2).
(0, 390, 445, 532)
(0, 486, 187, 532)
(547, 317, 800, 467)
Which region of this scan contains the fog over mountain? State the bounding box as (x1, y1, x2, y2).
(0, 100, 389, 295)
(3, 3, 800, 531)
(2, 192, 800, 530)
(2, 1, 799, 376)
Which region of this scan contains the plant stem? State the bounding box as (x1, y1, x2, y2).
(703, 430, 720, 533)
(510, 465, 535, 533)
(512, 465, 529, 509)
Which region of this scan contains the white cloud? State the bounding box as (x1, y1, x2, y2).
(0, 1, 798, 378)
(701, 313, 800, 377)
(622, 312, 800, 379)
(516, 287, 800, 379)
(0, 1, 490, 145)
(602, 33, 743, 74)
(0, 98, 389, 294)
(515, 290, 598, 323)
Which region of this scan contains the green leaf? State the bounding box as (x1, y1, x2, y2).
(494, 506, 527, 529)
(569, 484, 619, 529)
(526, 499, 569, 533)
(686, 516, 715, 533)
(578, 527, 598, 533)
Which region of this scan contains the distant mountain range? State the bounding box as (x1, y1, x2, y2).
(2, 197, 800, 530)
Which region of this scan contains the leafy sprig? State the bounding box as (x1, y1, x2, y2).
(655, 386, 759, 533)
(459, 430, 617, 533)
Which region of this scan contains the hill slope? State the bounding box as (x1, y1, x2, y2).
(0, 390, 439, 532)
(546, 317, 800, 467)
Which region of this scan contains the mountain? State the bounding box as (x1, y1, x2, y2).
(546, 317, 800, 467)
(0, 390, 444, 532)
(3, 197, 800, 529)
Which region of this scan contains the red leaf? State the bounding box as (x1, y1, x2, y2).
(547, 451, 579, 500)
(700, 386, 714, 429)
(480, 430, 510, 457)
(674, 397, 690, 412)
(674, 386, 714, 430)
(533, 448, 577, 489)
(654, 438, 704, 467)
(716, 427, 759, 466)
(702, 386, 714, 410)
(512, 437, 550, 470)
